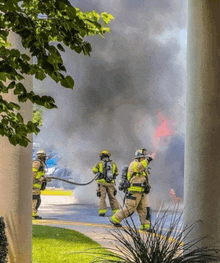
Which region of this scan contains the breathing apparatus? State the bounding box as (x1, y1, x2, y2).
(98, 150, 116, 183)
(118, 165, 130, 192)
(119, 148, 153, 194)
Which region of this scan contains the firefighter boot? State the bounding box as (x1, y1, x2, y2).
(99, 209, 107, 217)
(32, 212, 42, 220)
(110, 215, 122, 227)
(32, 215, 42, 220)
(99, 213, 105, 217)
(140, 222, 151, 231)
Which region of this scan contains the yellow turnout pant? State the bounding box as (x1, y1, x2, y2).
(97, 183, 119, 215)
(114, 192, 150, 225)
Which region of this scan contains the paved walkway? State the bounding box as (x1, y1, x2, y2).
(33, 194, 183, 254)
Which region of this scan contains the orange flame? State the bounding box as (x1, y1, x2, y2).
(150, 111, 176, 150)
(170, 189, 180, 204)
(154, 111, 175, 139)
(155, 119, 172, 138)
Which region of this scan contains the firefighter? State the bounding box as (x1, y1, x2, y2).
(92, 150, 120, 216)
(110, 149, 154, 231)
(32, 150, 51, 219)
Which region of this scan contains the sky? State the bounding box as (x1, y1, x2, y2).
(34, 0, 188, 206)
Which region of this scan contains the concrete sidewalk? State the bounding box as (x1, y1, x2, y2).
(35, 194, 127, 250)
(35, 194, 183, 252)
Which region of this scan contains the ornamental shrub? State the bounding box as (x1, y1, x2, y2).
(0, 217, 8, 263)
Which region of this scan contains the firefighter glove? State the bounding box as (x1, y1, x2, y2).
(45, 178, 52, 182)
(41, 182, 47, 190)
(144, 185, 151, 194)
(114, 189, 117, 196)
(97, 191, 101, 197)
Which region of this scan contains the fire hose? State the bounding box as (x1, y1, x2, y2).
(46, 173, 99, 186)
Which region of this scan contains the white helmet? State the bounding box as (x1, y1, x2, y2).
(36, 150, 46, 158)
(134, 148, 147, 159)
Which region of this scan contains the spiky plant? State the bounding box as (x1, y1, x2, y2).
(0, 217, 8, 263)
(89, 208, 220, 263)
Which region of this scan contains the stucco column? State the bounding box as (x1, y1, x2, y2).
(184, 0, 220, 247)
(0, 32, 33, 262)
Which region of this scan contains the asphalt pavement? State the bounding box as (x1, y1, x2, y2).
(33, 194, 183, 250)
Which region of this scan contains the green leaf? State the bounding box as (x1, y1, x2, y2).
(27, 121, 36, 132)
(17, 113, 23, 123)
(43, 102, 57, 109)
(2, 119, 8, 125)
(21, 54, 30, 61)
(57, 44, 65, 52)
(48, 45, 57, 55)
(19, 138, 29, 147)
(10, 49, 20, 57)
(7, 81, 15, 89)
(16, 74, 24, 81)
(66, 6, 76, 19)
(101, 12, 115, 25)
(40, 96, 55, 104)
(14, 82, 26, 95)
(50, 72, 60, 83)
(9, 102, 20, 110)
(0, 72, 7, 82)
(9, 135, 18, 146)
(73, 46, 82, 53)
(92, 10, 100, 22)
(60, 76, 74, 89)
(35, 71, 46, 81)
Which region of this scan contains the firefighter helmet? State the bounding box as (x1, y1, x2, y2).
(134, 148, 147, 159)
(36, 150, 46, 158)
(99, 150, 111, 158)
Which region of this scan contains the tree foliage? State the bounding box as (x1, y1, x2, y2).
(0, 0, 114, 147)
(33, 105, 43, 127)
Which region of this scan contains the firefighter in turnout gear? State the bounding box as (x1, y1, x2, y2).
(92, 150, 120, 216)
(32, 150, 51, 219)
(110, 149, 154, 230)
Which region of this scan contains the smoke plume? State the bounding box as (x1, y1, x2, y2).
(34, 0, 187, 206)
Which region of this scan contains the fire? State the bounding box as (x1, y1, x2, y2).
(170, 189, 180, 204)
(154, 111, 174, 139)
(151, 111, 176, 150)
(155, 119, 172, 138)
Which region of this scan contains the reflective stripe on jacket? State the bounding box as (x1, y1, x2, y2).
(92, 161, 118, 184)
(127, 159, 148, 192)
(33, 160, 45, 189)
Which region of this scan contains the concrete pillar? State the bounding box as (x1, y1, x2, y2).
(184, 0, 220, 247)
(0, 32, 33, 262)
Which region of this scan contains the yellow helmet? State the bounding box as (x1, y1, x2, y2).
(99, 150, 111, 157)
(36, 150, 46, 158)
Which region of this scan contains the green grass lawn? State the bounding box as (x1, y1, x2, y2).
(32, 225, 110, 263)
